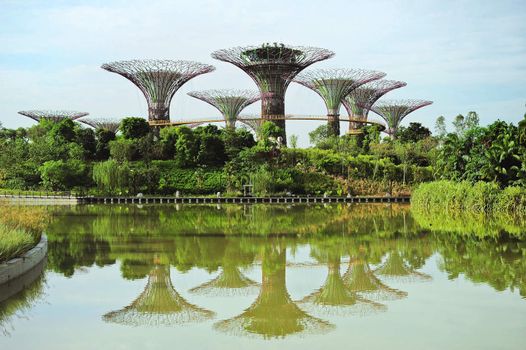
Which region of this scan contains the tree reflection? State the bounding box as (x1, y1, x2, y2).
(0, 261, 46, 336)
(190, 239, 258, 296)
(103, 261, 215, 327)
(299, 240, 387, 315)
(343, 255, 408, 301)
(214, 242, 334, 339)
(375, 250, 431, 282)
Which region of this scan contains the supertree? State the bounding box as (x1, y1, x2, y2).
(101, 59, 215, 122)
(211, 43, 334, 143)
(77, 117, 122, 133)
(187, 89, 260, 130)
(342, 80, 407, 134)
(294, 68, 385, 136)
(369, 99, 433, 139)
(103, 264, 215, 326)
(18, 110, 89, 123)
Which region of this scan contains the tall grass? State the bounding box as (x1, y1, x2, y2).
(0, 224, 35, 262)
(411, 180, 526, 217)
(0, 206, 49, 262)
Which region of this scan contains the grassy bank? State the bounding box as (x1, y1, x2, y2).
(411, 180, 526, 217)
(0, 206, 49, 262)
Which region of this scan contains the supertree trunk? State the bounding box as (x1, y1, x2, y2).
(327, 109, 340, 136)
(261, 92, 287, 135)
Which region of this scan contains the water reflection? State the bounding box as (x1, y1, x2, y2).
(343, 254, 408, 301)
(214, 242, 334, 339)
(103, 260, 215, 327)
(1, 203, 525, 341)
(0, 260, 46, 335)
(298, 239, 386, 316)
(190, 239, 259, 296)
(375, 251, 432, 282)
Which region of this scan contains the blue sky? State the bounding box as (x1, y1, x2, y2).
(0, 0, 525, 146)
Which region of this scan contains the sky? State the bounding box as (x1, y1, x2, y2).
(0, 0, 525, 146)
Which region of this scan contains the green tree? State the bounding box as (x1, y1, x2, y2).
(109, 138, 137, 162)
(453, 114, 465, 136)
(289, 134, 298, 149)
(174, 127, 198, 168)
(309, 124, 329, 147)
(222, 128, 256, 160)
(49, 119, 76, 143)
(76, 128, 97, 160)
(194, 125, 227, 167)
(120, 117, 150, 139)
(159, 126, 179, 159)
(435, 116, 447, 139)
(39, 159, 88, 191)
(397, 122, 432, 143)
(95, 129, 116, 160)
(465, 111, 480, 130)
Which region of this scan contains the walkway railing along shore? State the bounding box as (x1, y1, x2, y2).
(0, 192, 410, 205)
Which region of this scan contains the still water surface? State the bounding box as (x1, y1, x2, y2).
(1, 204, 525, 349)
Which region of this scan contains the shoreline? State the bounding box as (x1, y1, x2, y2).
(0, 194, 411, 205)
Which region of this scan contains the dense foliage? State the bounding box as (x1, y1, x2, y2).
(435, 117, 526, 187)
(0, 112, 524, 198)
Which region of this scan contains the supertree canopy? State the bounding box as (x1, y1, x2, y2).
(211, 43, 334, 141)
(342, 80, 407, 134)
(77, 117, 122, 133)
(294, 68, 385, 136)
(18, 110, 89, 123)
(187, 89, 260, 129)
(370, 99, 433, 139)
(101, 59, 215, 122)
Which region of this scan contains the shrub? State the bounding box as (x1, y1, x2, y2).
(412, 180, 526, 217)
(39, 159, 88, 191)
(154, 160, 225, 194)
(120, 117, 150, 139)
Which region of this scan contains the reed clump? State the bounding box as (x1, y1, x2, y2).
(411, 180, 526, 217)
(0, 206, 49, 262)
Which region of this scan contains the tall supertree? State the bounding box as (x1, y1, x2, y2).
(101, 59, 215, 122)
(18, 110, 89, 123)
(369, 99, 433, 139)
(211, 43, 334, 142)
(77, 117, 122, 133)
(187, 89, 260, 129)
(294, 68, 385, 136)
(342, 80, 407, 134)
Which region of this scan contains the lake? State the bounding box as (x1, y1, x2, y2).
(1, 203, 525, 349)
